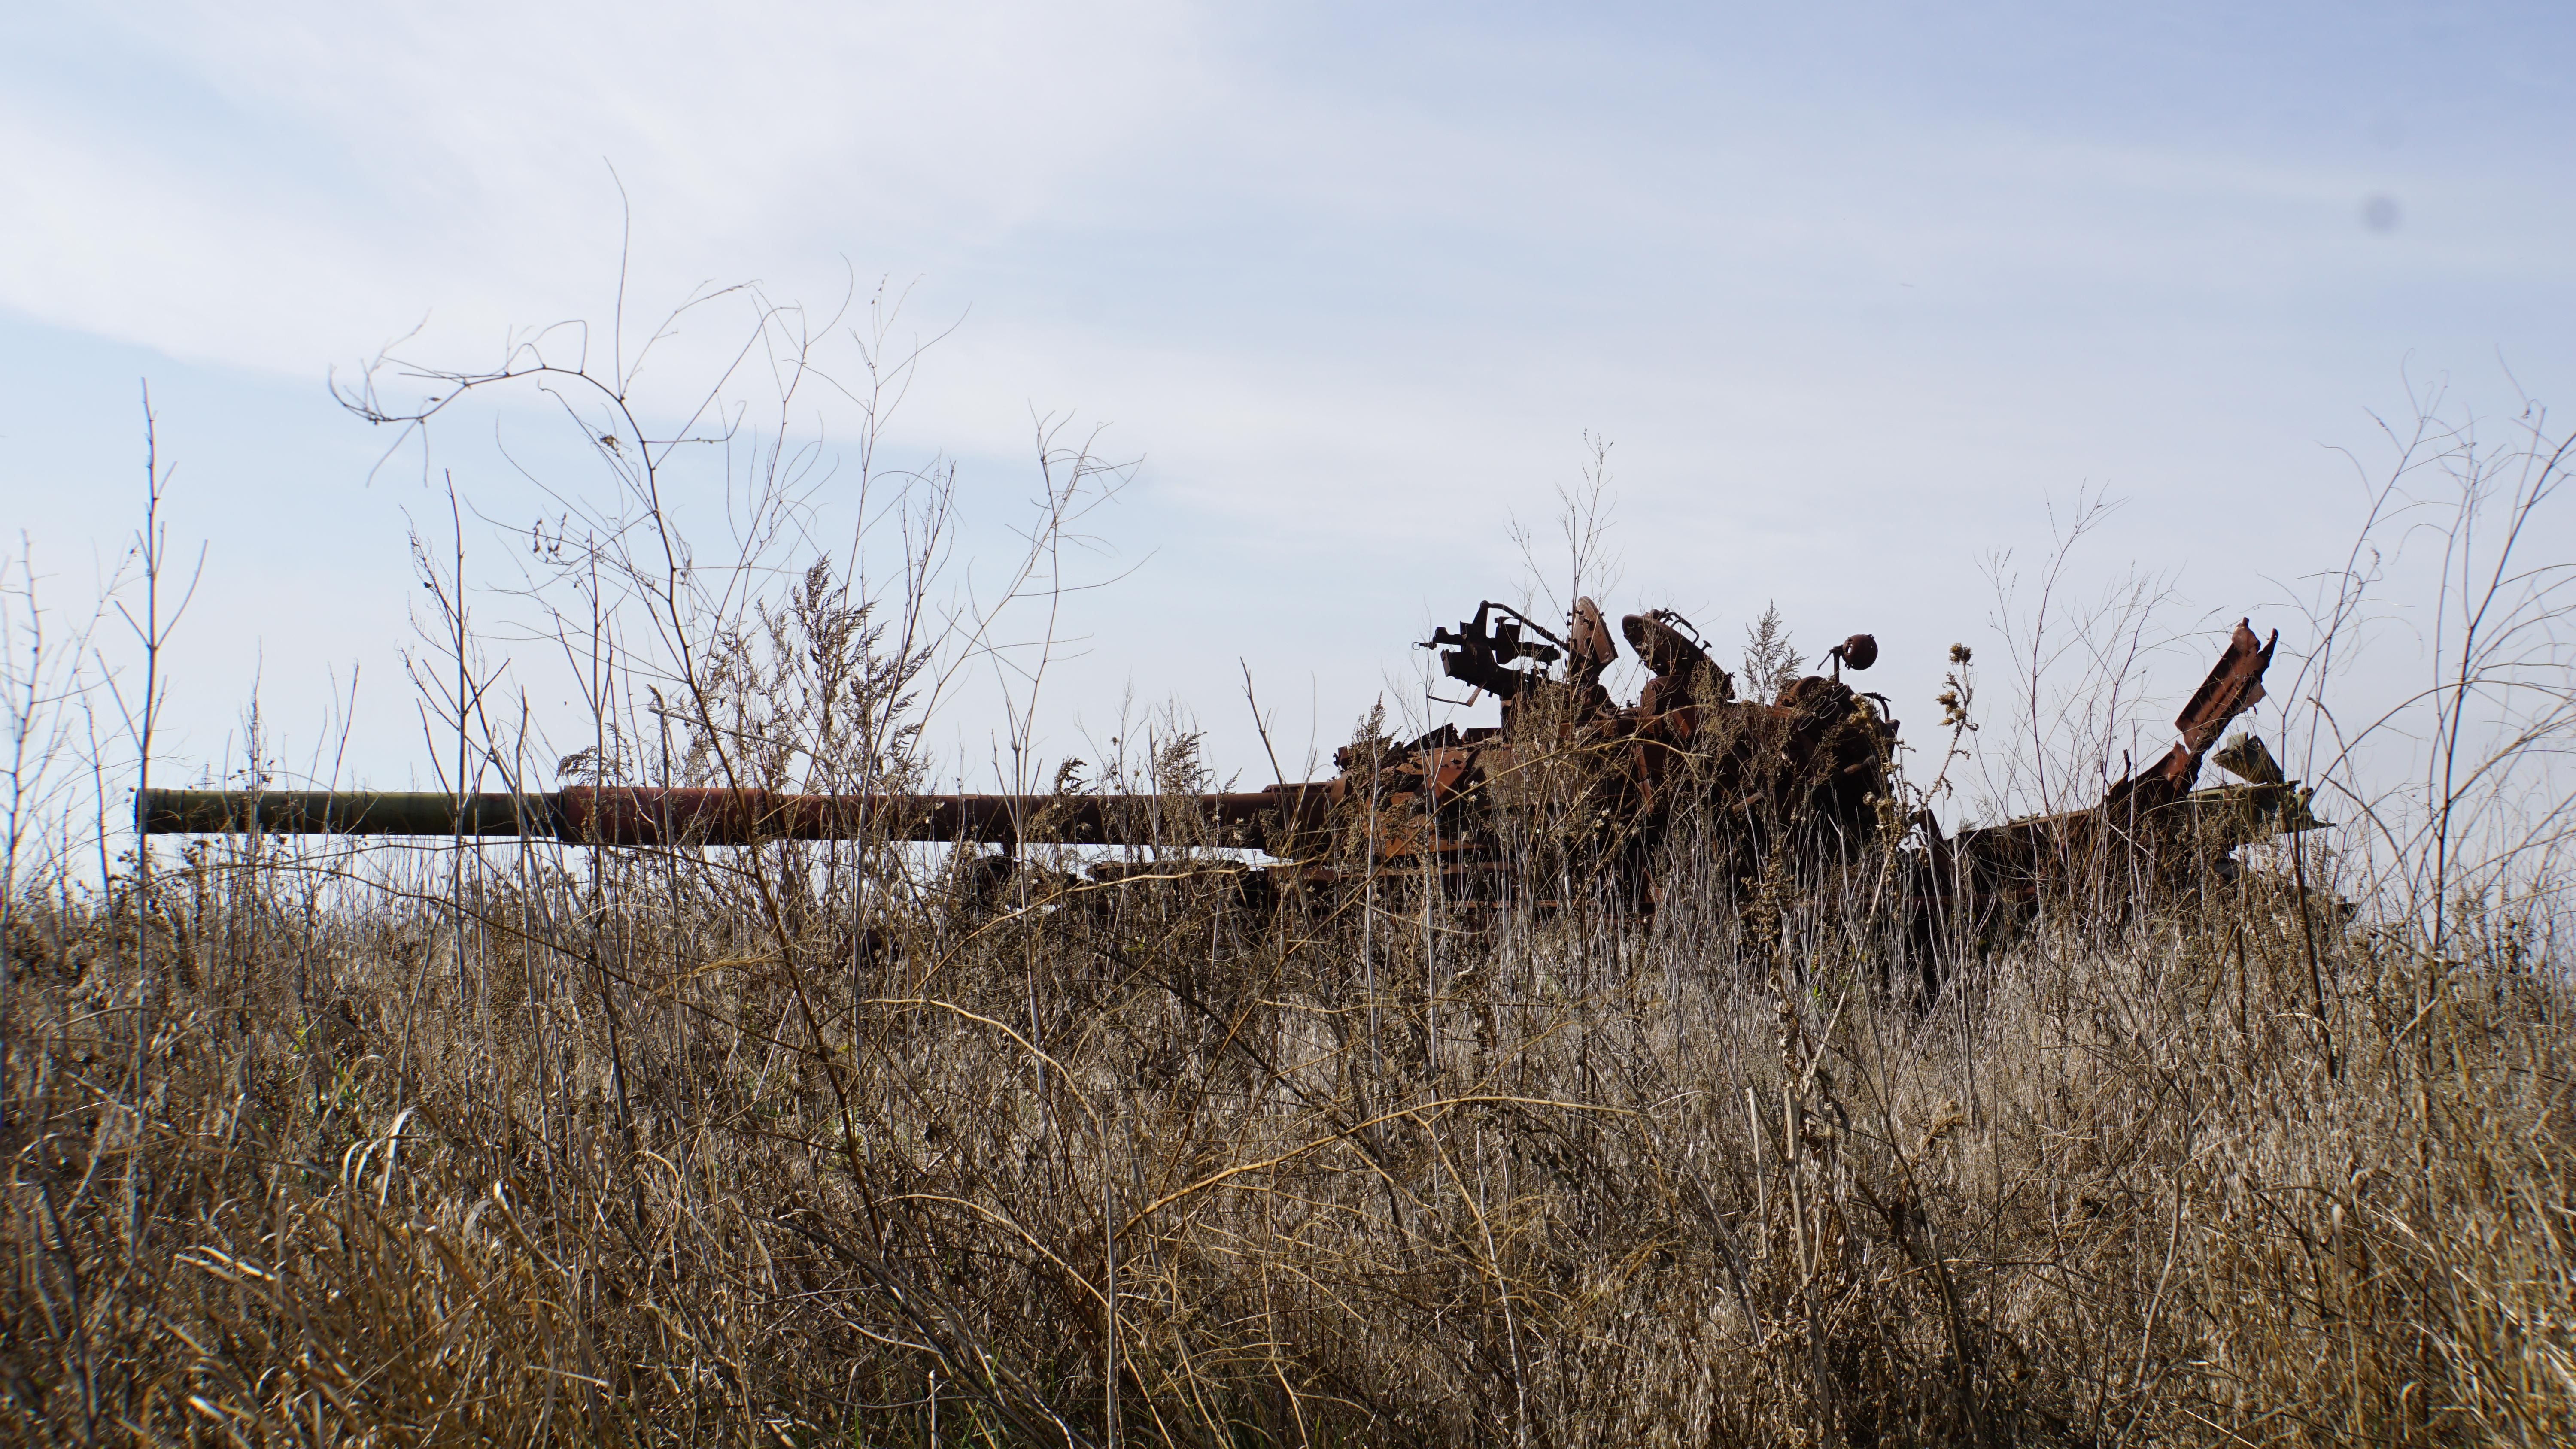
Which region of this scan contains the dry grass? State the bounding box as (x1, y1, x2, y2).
(0, 816, 2567, 1446)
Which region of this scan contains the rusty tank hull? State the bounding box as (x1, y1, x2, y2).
(140, 597, 2321, 978)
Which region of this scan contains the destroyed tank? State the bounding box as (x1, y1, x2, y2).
(140, 597, 2321, 972)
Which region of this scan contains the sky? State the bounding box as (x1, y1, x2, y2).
(5, 1, 2573, 822)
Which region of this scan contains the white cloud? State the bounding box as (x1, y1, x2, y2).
(3, 0, 1219, 376)
(5, 1, 2572, 794)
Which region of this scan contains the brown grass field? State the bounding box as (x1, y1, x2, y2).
(3, 749, 2570, 1446)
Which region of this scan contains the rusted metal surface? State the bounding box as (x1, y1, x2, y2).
(1313, 595, 1899, 908)
(1422, 601, 1564, 702)
(1566, 598, 1620, 689)
(140, 789, 550, 838)
(1906, 618, 2320, 977)
(142, 600, 2321, 982)
(550, 785, 1326, 848)
(1830, 634, 1878, 674)
(140, 785, 1329, 849)
(2177, 621, 2275, 752)
(2213, 731, 2284, 786)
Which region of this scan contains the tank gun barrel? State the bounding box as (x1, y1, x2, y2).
(137, 785, 1331, 848)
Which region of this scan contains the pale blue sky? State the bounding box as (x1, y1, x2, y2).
(6, 2, 2571, 805)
